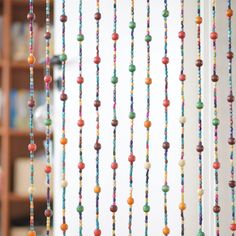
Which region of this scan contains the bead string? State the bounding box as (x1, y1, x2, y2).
(143, 0, 152, 235)
(93, 1, 102, 235)
(195, 1, 204, 235)
(178, 0, 186, 235)
(44, 0, 53, 234)
(59, 0, 68, 234)
(76, 0, 85, 235)
(226, 1, 236, 233)
(161, 1, 170, 235)
(211, 1, 221, 235)
(27, 1, 36, 235)
(127, 0, 136, 235)
(110, 0, 119, 235)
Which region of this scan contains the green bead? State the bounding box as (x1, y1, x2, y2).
(129, 112, 136, 119)
(59, 53, 67, 62)
(196, 101, 204, 109)
(111, 76, 118, 84)
(77, 205, 84, 213)
(162, 185, 169, 193)
(44, 119, 52, 126)
(143, 205, 150, 213)
(77, 34, 84, 42)
(145, 35, 152, 42)
(129, 64, 136, 73)
(162, 9, 169, 17)
(212, 118, 220, 126)
(197, 229, 205, 236)
(129, 21, 136, 29)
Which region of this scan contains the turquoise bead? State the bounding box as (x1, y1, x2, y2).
(145, 35, 152, 42)
(143, 204, 150, 213)
(197, 229, 205, 236)
(212, 118, 220, 126)
(129, 21, 136, 29)
(162, 185, 169, 193)
(59, 53, 67, 62)
(77, 34, 84, 42)
(44, 119, 52, 126)
(129, 64, 136, 73)
(77, 205, 84, 213)
(111, 76, 118, 84)
(129, 112, 136, 119)
(162, 9, 169, 17)
(196, 101, 204, 109)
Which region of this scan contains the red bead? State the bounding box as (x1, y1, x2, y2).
(44, 32, 51, 39)
(210, 32, 218, 40)
(110, 204, 118, 212)
(228, 94, 235, 103)
(227, 51, 234, 60)
(111, 162, 118, 170)
(112, 33, 119, 41)
(28, 143, 37, 152)
(94, 142, 101, 151)
(231, 224, 236, 231)
(44, 209, 53, 217)
(60, 93, 68, 101)
(111, 119, 119, 127)
(94, 12, 101, 21)
(228, 137, 235, 145)
(77, 119, 84, 127)
(195, 59, 203, 67)
(179, 74, 186, 81)
(60, 15, 67, 22)
(162, 56, 169, 64)
(229, 180, 236, 188)
(128, 154, 136, 163)
(163, 99, 170, 107)
(213, 162, 221, 170)
(162, 141, 170, 150)
(196, 142, 204, 152)
(178, 31, 186, 39)
(44, 75, 52, 84)
(94, 56, 101, 64)
(78, 162, 85, 170)
(94, 100, 101, 108)
(211, 74, 219, 82)
(28, 99, 35, 108)
(45, 165, 52, 174)
(94, 229, 101, 236)
(213, 205, 221, 213)
(77, 76, 84, 84)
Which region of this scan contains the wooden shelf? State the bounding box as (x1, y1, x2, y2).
(12, 1, 52, 7)
(9, 129, 45, 137)
(9, 193, 46, 203)
(11, 61, 44, 70)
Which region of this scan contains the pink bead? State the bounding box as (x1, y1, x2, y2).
(179, 74, 186, 81)
(111, 162, 118, 170)
(44, 75, 52, 84)
(28, 143, 37, 152)
(162, 56, 169, 64)
(163, 99, 170, 107)
(112, 33, 119, 41)
(94, 56, 101, 64)
(77, 76, 84, 84)
(78, 162, 85, 170)
(128, 154, 136, 163)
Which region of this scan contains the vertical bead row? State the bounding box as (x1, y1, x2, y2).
(110, 1, 119, 236)
(93, 1, 102, 235)
(178, 0, 186, 235)
(143, 1, 152, 235)
(27, 1, 36, 235)
(44, 0, 53, 235)
(211, 1, 221, 235)
(127, 1, 136, 235)
(195, 1, 204, 235)
(226, 1, 236, 233)
(59, 0, 68, 234)
(76, 0, 85, 235)
(162, 1, 170, 235)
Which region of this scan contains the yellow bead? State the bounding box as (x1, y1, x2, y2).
(162, 226, 170, 235)
(179, 202, 186, 211)
(94, 185, 101, 193)
(198, 189, 204, 196)
(28, 186, 35, 194)
(195, 16, 202, 24)
(28, 54, 36, 65)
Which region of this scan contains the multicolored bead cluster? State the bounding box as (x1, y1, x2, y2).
(178, 0, 186, 235)
(195, 1, 204, 235)
(44, 0, 53, 235)
(143, 0, 152, 235)
(76, 0, 85, 235)
(226, 0, 236, 233)
(27, 1, 36, 235)
(110, 0, 119, 235)
(127, 1, 136, 235)
(59, 0, 69, 234)
(211, 1, 221, 235)
(93, 1, 102, 235)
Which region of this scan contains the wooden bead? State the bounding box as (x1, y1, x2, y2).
(228, 137, 235, 145)
(144, 120, 152, 128)
(61, 180, 68, 188)
(94, 229, 101, 236)
(60, 93, 68, 101)
(94, 185, 101, 193)
(94, 12, 101, 20)
(28, 54, 36, 65)
(110, 204, 118, 212)
(213, 205, 221, 213)
(227, 51, 234, 60)
(44, 209, 53, 217)
(162, 141, 170, 150)
(228, 94, 235, 103)
(226, 9, 233, 17)
(60, 223, 68, 232)
(229, 180, 236, 188)
(198, 189, 204, 196)
(94, 100, 101, 108)
(144, 162, 151, 170)
(162, 226, 170, 235)
(178, 159, 186, 167)
(60, 15, 67, 22)
(196, 142, 204, 152)
(195, 59, 203, 67)
(94, 142, 101, 151)
(28, 230, 36, 236)
(211, 74, 219, 82)
(111, 119, 118, 127)
(127, 196, 134, 205)
(195, 16, 202, 24)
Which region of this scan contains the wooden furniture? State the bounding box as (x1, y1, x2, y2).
(0, 1, 54, 235)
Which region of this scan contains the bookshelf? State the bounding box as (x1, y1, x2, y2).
(0, 0, 54, 235)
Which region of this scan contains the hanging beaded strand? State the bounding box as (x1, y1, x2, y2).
(44, 0, 53, 235)
(27, 1, 36, 235)
(178, 0, 186, 235)
(143, 0, 152, 235)
(211, 0, 221, 235)
(195, 0, 205, 235)
(161, 1, 170, 235)
(59, 0, 68, 234)
(93, 1, 102, 235)
(226, 0, 236, 233)
(76, 0, 85, 235)
(127, 0, 136, 235)
(110, 0, 119, 235)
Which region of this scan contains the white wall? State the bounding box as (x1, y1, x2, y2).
(53, 0, 235, 235)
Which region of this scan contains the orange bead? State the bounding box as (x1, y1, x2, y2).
(28, 54, 36, 65)
(127, 196, 134, 205)
(162, 226, 170, 235)
(60, 223, 68, 232)
(145, 78, 152, 85)
(179, 202, 186, 211)
(227, 9, 233, 17)
(60, 137, 68, 145)
(94, 185, 101, 193)
(144, 120, 152, 128)
(28, 231, 36, 236)
(195, 16, 202, 24)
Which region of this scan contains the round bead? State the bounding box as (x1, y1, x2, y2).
(162, 141, 170, 150)
(60, 223, 68, 232)
(44, 75, 52, 84)
(77, 76, 84, 84)
(179, 116, 186, 124)
(27, 230, 36, 236)
(129, 111, 136, 119)
(44, 119, 52, 126)
(44, 209, 53, 217)
(59, 53, 67, 62)
(60, 93, 68, 101)
(28, 99, 35, 108)
(178, 31, 186, 39)
(163, 99, 170, 107)
(230, 224, 236, 231)
(197, 229, 205, 236)
(61, 180, 68, 188)
(195, 16, 202, 24)
(162, 184, 170, 193)
(211, 74, 219, 82)
(28, 143, 37, 152)
(111, 162, 118, 170)
(44, 32, 51, 39)
(94, 56, 101, 64)
(226, 9, 234, 17)
(60, 15, 67, 22)
(162, 226, 170, 235)
(45, 165, 52, 174)
(94, 100, 101, 108)
(179, 74, 186, 81)
(129, 64, 136, 72)
(77, 205, 84, 213)
(227, 51, 234, 60)
(143, 204, 150, 213)
(213, 162, 221, 170)
(27, 13, 36, 21)
(212, 118, 220, 126)
(28, 54, 36, 65)
(78, 162, 85, 170)
(198, 189, 204, 196)
(129, 21, 136, 29)
(196, 101, 204, 109)
(77, 119, 85, 127)
(196, 142, 204, 153)
(60, 137, 68, 145)
(144, 120, 152, 128)
(128, 154, 136, 163)
(210, 32, 218, 40)
(228, 137, 235, 145)
(94, 185, 101, 193)
(112, 33, 119, 41)
(110, 204, 118, 212)
(127, 196, 134, 205)
(111, 119, 118, 127)
(94, 229, 101, 236)
(94, 12, 101, 20)
(179, 202, 186, 211)
(195, 59, 203, 67)
(145, 78, 152, 85)
(178, 159, 186, 167)
(145, 34, 152, 42)
(228, 94, 235, 103)
(162, 9, 169, 17)
(77, 34, 84, 42)
(144, 162, 151, 170)
(229, 180, 236, 188)
(213, 205, 221, 213)
(94, 142, 101, 151)
(162, 56, 169, 65)
(111, 76, 118, 84)
(28, 186, 35, 194)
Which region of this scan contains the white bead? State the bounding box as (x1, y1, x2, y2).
(179, 116, 186, 124)
(28, 186, 35, 194)
(178, 159, 186, 167)
(198, 189, 204, 196)
(61, 180, 68, 188)
(144, 162, 151, 170)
